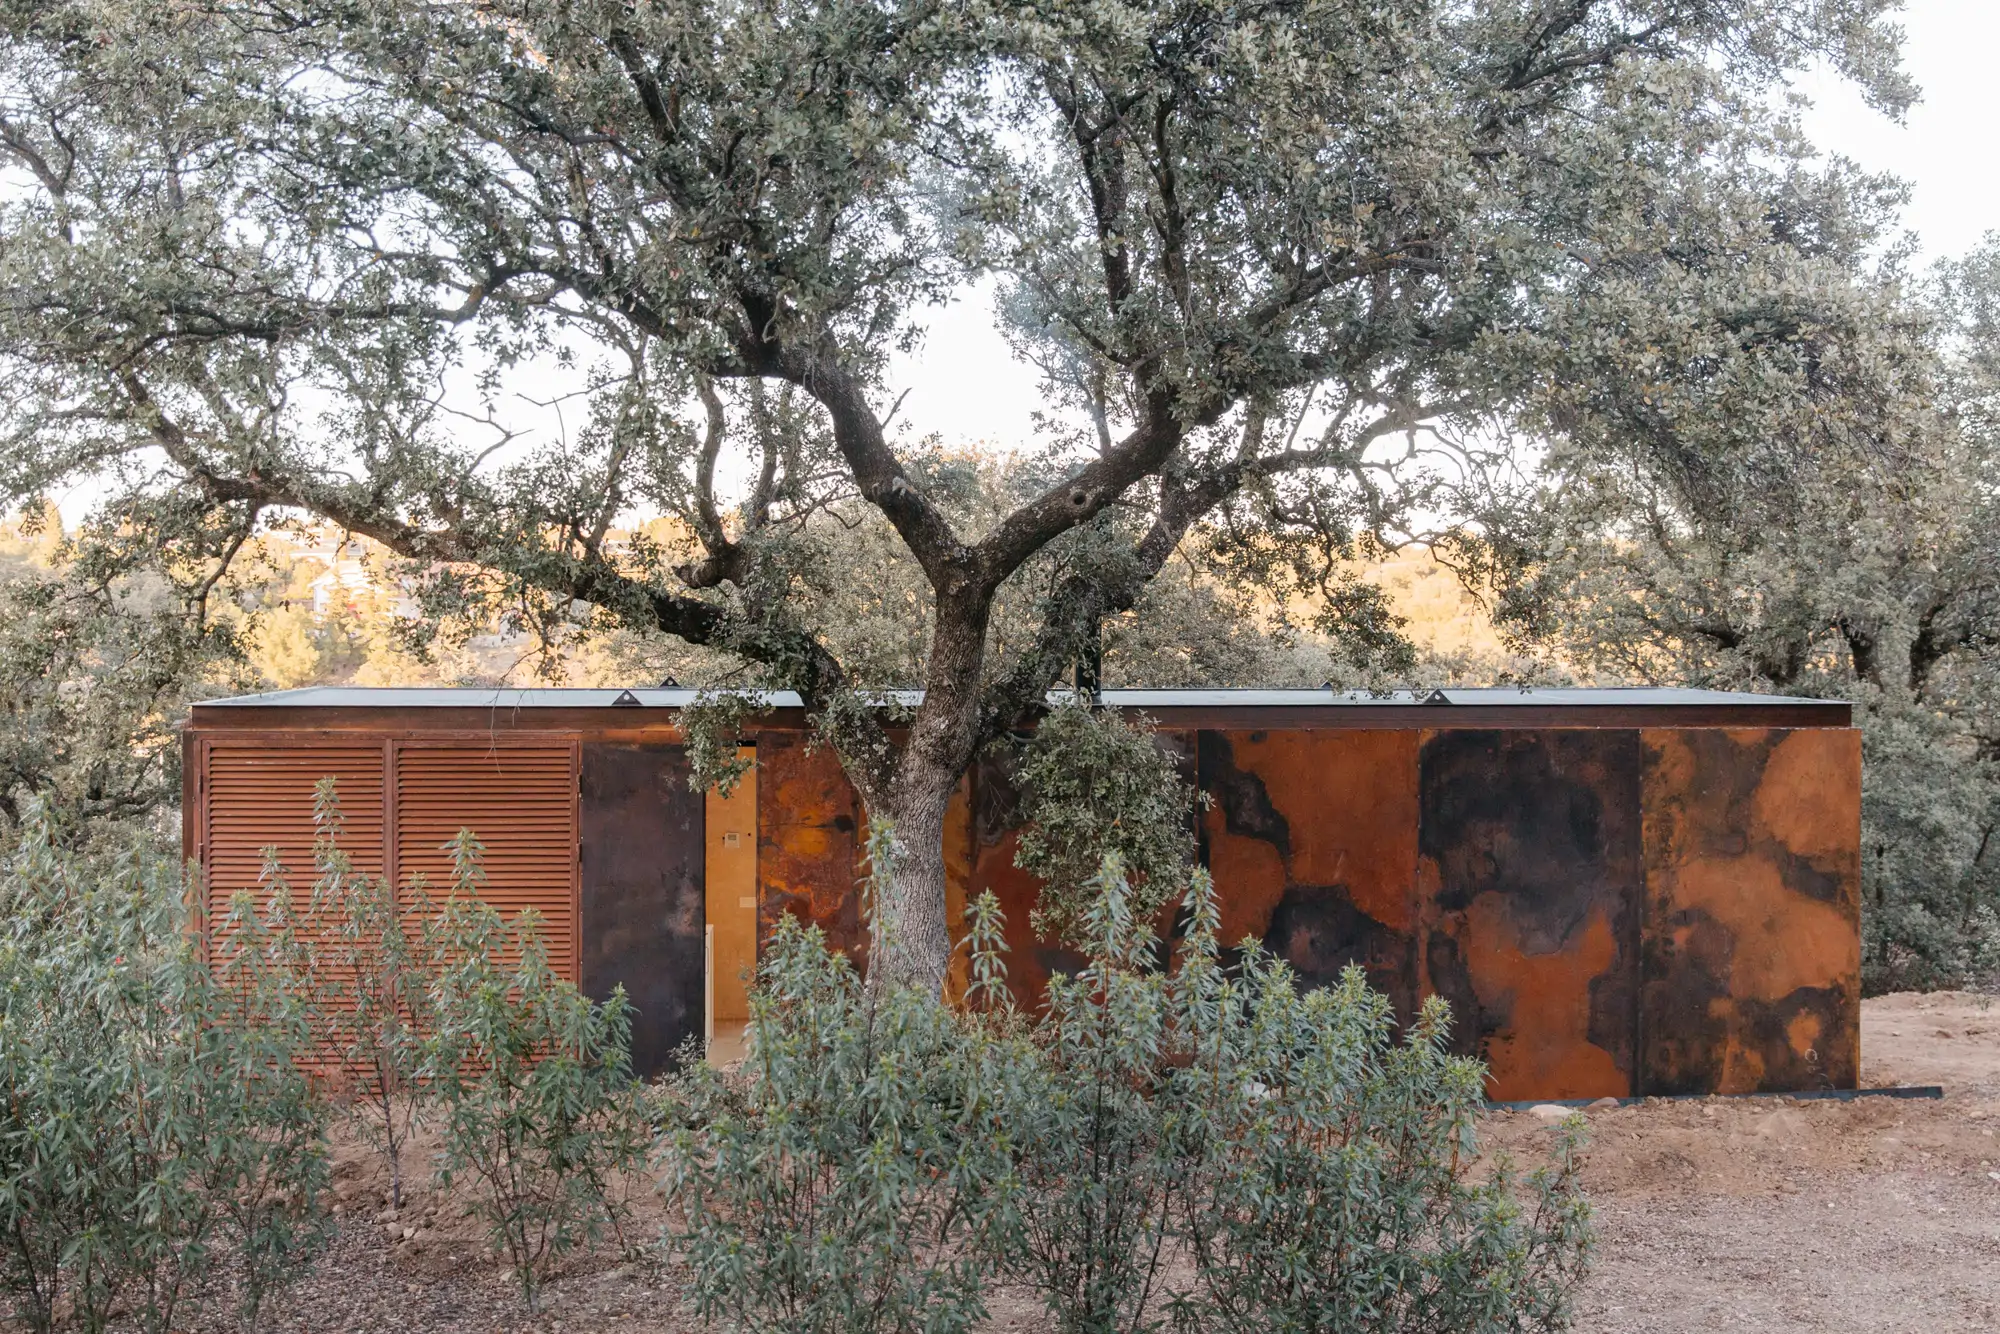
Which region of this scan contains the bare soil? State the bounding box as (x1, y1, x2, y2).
(1492, 991, 2000, 1332)
(154, 992, 2000, 1331)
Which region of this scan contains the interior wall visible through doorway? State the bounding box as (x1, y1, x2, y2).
(705, 746, 758, 1025)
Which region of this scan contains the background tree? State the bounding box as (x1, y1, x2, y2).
(0, 0, 1913, 990)
(0, 521, 249, 833)
(1482, 226, 2000, 992)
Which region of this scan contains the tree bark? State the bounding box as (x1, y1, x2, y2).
(866, 589, 995, 992)
(872, 759, 959, 996)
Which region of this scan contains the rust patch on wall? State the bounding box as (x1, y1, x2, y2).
(1197, 730, 1421, 1020)
(1639, 728, 1862, 1094)
(1417, 730, 1642, 1101)
(968, 747, 1085, 1010)
(756, 734, 867, 967)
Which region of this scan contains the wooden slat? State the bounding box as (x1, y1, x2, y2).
(393, 745, 579, 980)
(202, 747, 386, 1072)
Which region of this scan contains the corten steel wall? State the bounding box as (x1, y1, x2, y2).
(184, 693, 1859, 1097)
(756, 733, 976, 996)
(755, 733, 869, 965)
(1639, 728, 1862, 1094)
(961, 721, 1860, 1100)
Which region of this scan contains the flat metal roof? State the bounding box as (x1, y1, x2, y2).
(197, 685, 1841, 709)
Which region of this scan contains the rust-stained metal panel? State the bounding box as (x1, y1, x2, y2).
(1197, 729, 1421, 1021)
(1639, 728, 1862, 1094)
(968, 747, 1084, 1009)
(756, 734, 868, 965)
(183, 704, 1864, 1102)
(1418, 730, 1643, 1101)
(393, 744, 579, 979)
(580, 743, 704, 1077)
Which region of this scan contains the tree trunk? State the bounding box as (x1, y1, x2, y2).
(870, 763, 958, 995)
(864, 591, 994, 995)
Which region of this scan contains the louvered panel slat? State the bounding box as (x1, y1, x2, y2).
(202, 747, 385, 933)
(203, 747, 387, 1073)
(393, 746, 578, 980)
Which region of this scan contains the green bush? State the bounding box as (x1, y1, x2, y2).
(1004, 857, 1196, 1331)
(1170, 932, 1591, 1330)
(658, 906, 1026, 1334)
(1011, 702, 1200, 945)
(0, 806, 330, 1334)
(294, 778, 434, 1210)
(421, 833, 650, 1312)
(660, 846, 1593, 1334)
(1011, 858, 1592, 1334)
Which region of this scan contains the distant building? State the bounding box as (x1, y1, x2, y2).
(270, 527, 419, 618)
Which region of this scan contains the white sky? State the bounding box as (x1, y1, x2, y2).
(1795, 0, 2000, 268)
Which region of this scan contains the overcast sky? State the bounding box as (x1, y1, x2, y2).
(889, 0, 2000, 455)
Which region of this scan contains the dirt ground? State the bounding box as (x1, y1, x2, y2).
(1494, 991, 2000, 1332)
(174, 991, 2000, 1333)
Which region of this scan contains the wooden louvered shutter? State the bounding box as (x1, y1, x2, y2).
(393, 745, 579, 980)
(200, 744, 386, 944)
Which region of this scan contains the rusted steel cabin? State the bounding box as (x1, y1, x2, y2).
(182, 686, 1860, 1100)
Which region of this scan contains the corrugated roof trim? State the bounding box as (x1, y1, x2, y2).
(200, 685, 1845, 709)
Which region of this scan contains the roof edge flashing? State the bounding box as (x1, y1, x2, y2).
(193, 685, 1850, 711)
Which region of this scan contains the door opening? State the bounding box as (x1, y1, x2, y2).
(704, 746, 757, 1062)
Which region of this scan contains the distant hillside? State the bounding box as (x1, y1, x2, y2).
(1357, 549, 1507, 660)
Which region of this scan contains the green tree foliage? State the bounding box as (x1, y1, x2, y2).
(422, 835, 650, 1313)
(0, 0, 1915, 991)
(1482, 237, 2000, 992)
(0, 562, 246, 831)
(1011, 702, 1199, 944)
(0, 806, 330, 1334)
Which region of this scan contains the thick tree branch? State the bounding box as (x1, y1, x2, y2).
(747, 335, 976, 589)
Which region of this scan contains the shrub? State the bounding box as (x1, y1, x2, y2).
(296, 778, 434, 1210)
(659, 911, 1025, 1334)
(1004, 858, 1198, 1332)
(0, 805, 330, 1334)
(1006, 858, 1593, 1334)
(661, 847, 1592, 1334)
(1011, 702, 1200, 944)
(422, 834, 650, 1312)
(1170, 954, 1592, 1332)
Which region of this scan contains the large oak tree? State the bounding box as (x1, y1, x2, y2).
(0, 0, 1911, 990)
